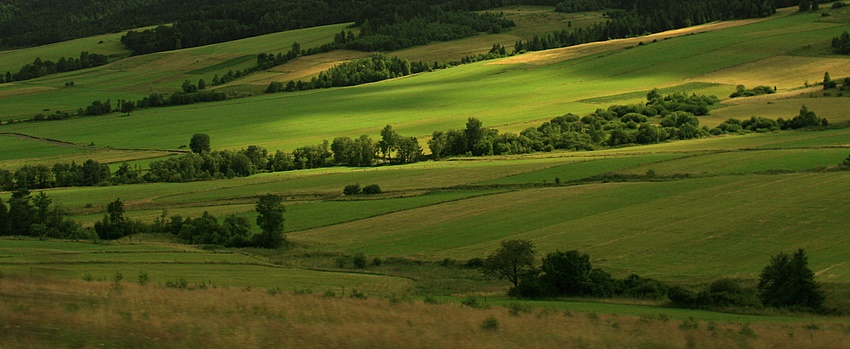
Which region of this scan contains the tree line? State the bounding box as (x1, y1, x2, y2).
(0, 126, 421, 190)
(0, 189, 286, 248)
(1, 51, 110, 83)
(429, 90, 719, 158)
(118, 0, 514, 56)
(483, 239, 826, 312)
(2, 91, 831, 191)
(265, 54, 432, 93)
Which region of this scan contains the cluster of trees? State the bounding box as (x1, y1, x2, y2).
(1, 52, 109, 83)
(0, 159, 132, 191)
(429, 91, 718, 158)
(712, 105, 828, 134)
(669, 249, 824, 310)
(0, 189, 89, 239)
(93, 195, 285, 248)
(482, 239, 825, 311)
(831, 31, 850, 54)
(266, 54, 432, 93)
(729, 84, 775, 98)
(0, 190, 286, 248)
(483, 240, 669, 300)
(798, 0, 820, 11)
(512, 0, 775, 55)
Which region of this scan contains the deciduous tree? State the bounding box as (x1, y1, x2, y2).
(254, 194, 285, 248)
(482, 239, 536, 288)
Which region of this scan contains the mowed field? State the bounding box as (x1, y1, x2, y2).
(3, 6, 850, 345)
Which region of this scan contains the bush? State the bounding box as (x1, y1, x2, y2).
(362, 184, 382, 194)
(343, 183, 361, 195)
(137, 271, 150, 285)
(480, 317, 500, 331)
(352, 252, 367, 269)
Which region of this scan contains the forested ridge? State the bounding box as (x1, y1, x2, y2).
(2, 0, 798, 51)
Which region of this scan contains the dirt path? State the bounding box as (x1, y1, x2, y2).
(1, 132, 86, 148)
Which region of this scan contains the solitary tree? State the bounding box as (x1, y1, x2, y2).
(758, 249, 824, 309)
(254, 194, 285, 248)
(189, 133, 211, 154)
(482, 239, 536, 288)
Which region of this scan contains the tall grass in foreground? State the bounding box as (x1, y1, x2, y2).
(1, 275, 848, 348)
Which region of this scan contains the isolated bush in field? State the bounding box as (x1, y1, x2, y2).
(343, 183, 361, 195)
(480, 316, 499, 331)
(335, 256, 348, 268)
(349, 288, 367, 299)
(352, 252, 367, 269)
(137, 271, 150, 285)
(362, 184, 382, 194)
(507, 302, 532, 316)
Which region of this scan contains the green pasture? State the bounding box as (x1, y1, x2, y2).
(482, 153, 693, 184)
(0, 23, 352, 120)
(4, 10, 848, 155)
(0, 239, 412, 293)
(0, 31, 130, 72)
(708, 96, 850, 127)
(291, 171, 850, 283)
(0, 133, 86, 162)
(614, 148, 850, 176)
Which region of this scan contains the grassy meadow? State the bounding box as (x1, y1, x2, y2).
(3, 9, 849, 154)
(2, 4, 850, 347)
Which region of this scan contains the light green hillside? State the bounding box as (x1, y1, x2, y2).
(4, 11, 848, 155)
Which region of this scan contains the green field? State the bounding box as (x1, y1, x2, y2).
(3, 6, 850, 341)
(4, 10, 849, 155)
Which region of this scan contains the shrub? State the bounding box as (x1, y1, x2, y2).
(165, 277, 189, 289)
(349, 288, 367, 299)
(461, 296, 490, 309)
(480, 317, 500, 331)
(343, 183, 361, 195)
(362, 184, 382, 194)
(137, 271, 150, 285)
(352, 252, 367, 269)
(507, 302, 532, 316)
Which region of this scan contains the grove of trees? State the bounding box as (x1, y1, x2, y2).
(481, 239, 826, 312)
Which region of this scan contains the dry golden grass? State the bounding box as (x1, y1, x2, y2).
(2, 275, 849, 348)
(493, 16, 776, 66)
(690, 56, 850, 92)
(238, 50, 372, 86)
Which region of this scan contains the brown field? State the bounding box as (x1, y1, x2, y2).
(493, 15, 781, 67)
(238, 50, 373, 86)
(2, 276, 849, 348)
(690, 56, 850, 91)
